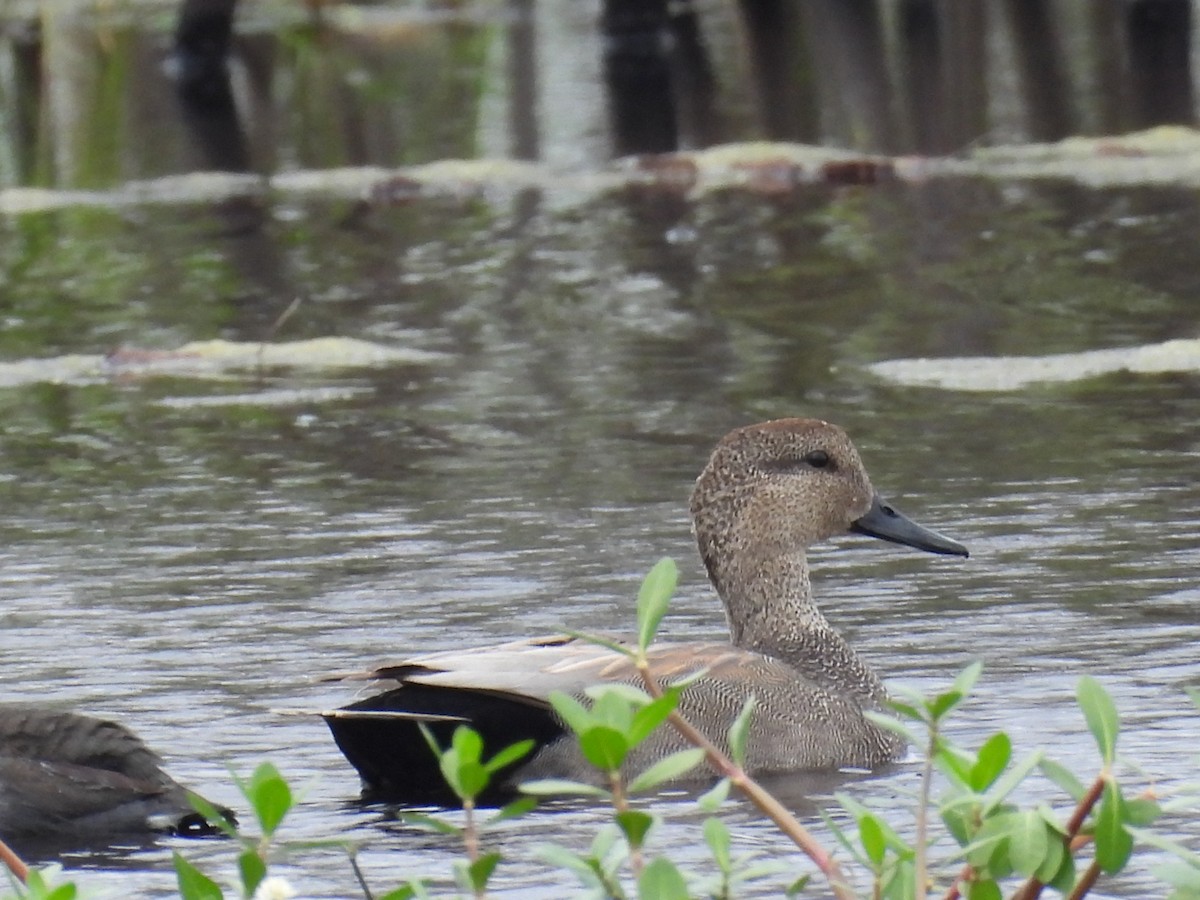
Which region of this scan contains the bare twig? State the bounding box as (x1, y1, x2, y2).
(0, 836, 27, 884)
(256, 296, 303, 380)
(347, 849, 374, 900)
(1066, 860, 1101, 900)
(636, 662, 856, 900)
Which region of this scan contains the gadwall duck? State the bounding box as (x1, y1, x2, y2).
(0, 705, 233, 839)
(323, 418, 967, 801)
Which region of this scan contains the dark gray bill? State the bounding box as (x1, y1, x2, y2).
(849, 495, 969, 557)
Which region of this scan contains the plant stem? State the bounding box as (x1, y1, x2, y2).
(347, 850, 375, 900)
(1065, 776, 1106, 838)
(1010, 774, 1108, 900)
(940, 866, 970, 900)
(463, 797, 487, 899)
(636, 662, 856, 900)
(463, 797, 480, 866)
(914, 727, 937, 897)
(609, 769, 644, 877)
(0, 837, 27, 884)
(1066, 860, 1100, 900)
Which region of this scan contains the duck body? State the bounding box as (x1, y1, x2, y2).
(0, 705, 231, 839)
(324, 418, 968, 802)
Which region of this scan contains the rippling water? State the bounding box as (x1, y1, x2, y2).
(0, 178, 1198, 897)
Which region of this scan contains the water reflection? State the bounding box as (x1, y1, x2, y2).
(3, 1, 1200, 187)
(0, 123, 1196, 897)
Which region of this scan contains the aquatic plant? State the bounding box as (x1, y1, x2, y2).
(3, 560, 1197, 899)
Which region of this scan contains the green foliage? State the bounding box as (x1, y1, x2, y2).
(845, 668, 1186, 900)
(637, 857, 688, 899)
(1077, 676, 1120, 766)
(406, 725, 538, 897)
(172, 854, 223, 900)
(727, 696, 756, 770)
(1094, 781, 1133, 873)
(18, 560, 1198, 900)
(636, 558, 678, 653)
(18, 869, 78, 900)
(238, 763, 292, 838)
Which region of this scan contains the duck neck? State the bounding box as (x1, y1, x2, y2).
(709, 549, 888, 706)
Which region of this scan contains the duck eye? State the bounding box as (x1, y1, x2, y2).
(804, 450, 830, 468)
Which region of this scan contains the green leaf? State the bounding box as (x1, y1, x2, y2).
(1094, 781, 1133, 874)
(468, 852, 501, 892)
(1126, 825, 1200, 865)
(703, 817, 732, 872)
(565, 630, 637, 658)
(41, 887, 77, 900)
(236, 850, 266, 896)
(592, 690, 636, 731)
(1124, 796, 1162, 827)
(628, 748, 705, 793)
(638, 856, 689, 900)
(885, 699, 925, 722)
(637, 558, 679, 652)
(864, 710, 919, 744)
(962, 814, 1013, 870)
(1153, 860, 1200, 892)
(966, 879, 1002, 900)
(417, 723, 442, 757)
(580, 725, 631, 771)
(585, 683, 653, 705)
(1036, 802, 1066, 835)
(1037, 757, 1085, 802)
(1008, 810, 1050, 877)
(520, 778, 610, 798)
(1034, 828, 1066, 884)
(1077, 676, 1119, 765)
(172, 852, 224, 900)
(452, 726, 484, 764)
(628, 693, 679, 748)
(927, 689, 965, 721)
(549, 692, 595, 736)
(186, 793, 239, 839)
(537, 844, 607, 888)
(942, 804, 972, 846)
(859, 813, 886, 868)
(954, 660, 984, 697)
(785, 874, 812, 896)
(454, 760, 490, 800)
(590, 822, 627, 874)
(437, 748, 463, 795)
(664, 666, 711, 691)
(1046, 848, 1076, 893)
(727, 696, 757, 768)
(245, 762, 292, 836)
(881, 858, 917, 900)
(981, 750, 1043, 815)
(484, 738, 535, 775)
(398, 811, 462, 835)
(616, 810, 655, 850)
(1185, 685, 1200, 710)
(826, 801, 878, 869)
(486, 795, 538, 825)
(935, 743, 976, 787)
(377, 887, 419, 900)
(697, 778, 730, 813)
(970, 732, 1012, 792)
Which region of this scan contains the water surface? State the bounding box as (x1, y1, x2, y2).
(0, 170, 1196, 897)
